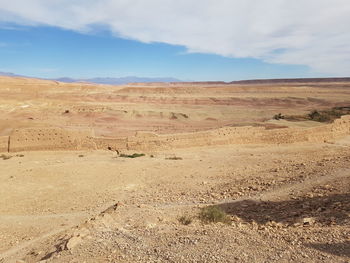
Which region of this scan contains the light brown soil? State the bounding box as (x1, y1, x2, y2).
(0, 77, 349, 262)
(1, 76, 350, 137)
(0, 138, 349, 262)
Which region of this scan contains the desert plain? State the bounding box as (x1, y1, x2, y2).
(0, 76, 349, 262)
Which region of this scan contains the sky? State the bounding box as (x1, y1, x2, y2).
(0, 0, 349, 81)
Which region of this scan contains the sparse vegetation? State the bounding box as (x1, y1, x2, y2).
(308, 110, 328, 122)
(78, 154, 84, 157)
(307, 108, 347, 122)
(119, 153, 145, 158)
(275, 106, 350, 123)
(198, 206, 230, 224)
(0, 154, 12, 160)
(166, 156, 183, 160)
(178, 215, 193, 225)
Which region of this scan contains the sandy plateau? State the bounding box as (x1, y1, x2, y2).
(0, 76, 349, 262)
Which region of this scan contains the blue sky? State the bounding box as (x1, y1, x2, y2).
(0, 0, 349, 81)
(0, 25, 312, 81)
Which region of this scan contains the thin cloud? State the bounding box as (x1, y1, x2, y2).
(0, 0, 349, 75)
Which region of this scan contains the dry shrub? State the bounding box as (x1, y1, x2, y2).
(120, 153, 145, 158)
(0, 154, 12, 160)
(199, 206, 230, 224)
(178, 215, 193, 225)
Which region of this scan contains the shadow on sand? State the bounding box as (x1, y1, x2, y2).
(218, 193, 349, 258)
(218, 193, 350, 226)
(306, 241, 350, 258)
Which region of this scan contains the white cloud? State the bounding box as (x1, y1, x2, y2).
(0, 0, 349, 75)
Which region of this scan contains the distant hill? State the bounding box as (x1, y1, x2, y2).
(230, 78, 350, 84)
(0, 71, 22, 77)
(173, 81, 227, 85)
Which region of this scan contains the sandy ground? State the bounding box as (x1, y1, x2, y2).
(1, 138, 349, 262)
(0, 77, 349, 262)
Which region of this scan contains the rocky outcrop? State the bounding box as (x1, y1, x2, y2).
(1, 116, 350, 153)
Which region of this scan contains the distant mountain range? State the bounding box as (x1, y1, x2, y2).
(0, 71, 22, 77)
(0, 72, 181, 84)
(54, 76, 181, 84)
(1, 71, 350, 85)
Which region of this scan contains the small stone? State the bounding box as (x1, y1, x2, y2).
(66, 236, 82, 250)
(73, 227, 90, 238)
(302, 217, 315, 225)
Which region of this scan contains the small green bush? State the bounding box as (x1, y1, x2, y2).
(119, 153, 145, 158)
(273, 113, 284, 120)
(199, 206, 230, 224)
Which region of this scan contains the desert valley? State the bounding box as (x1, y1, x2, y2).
(0, 76, 349, 262)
